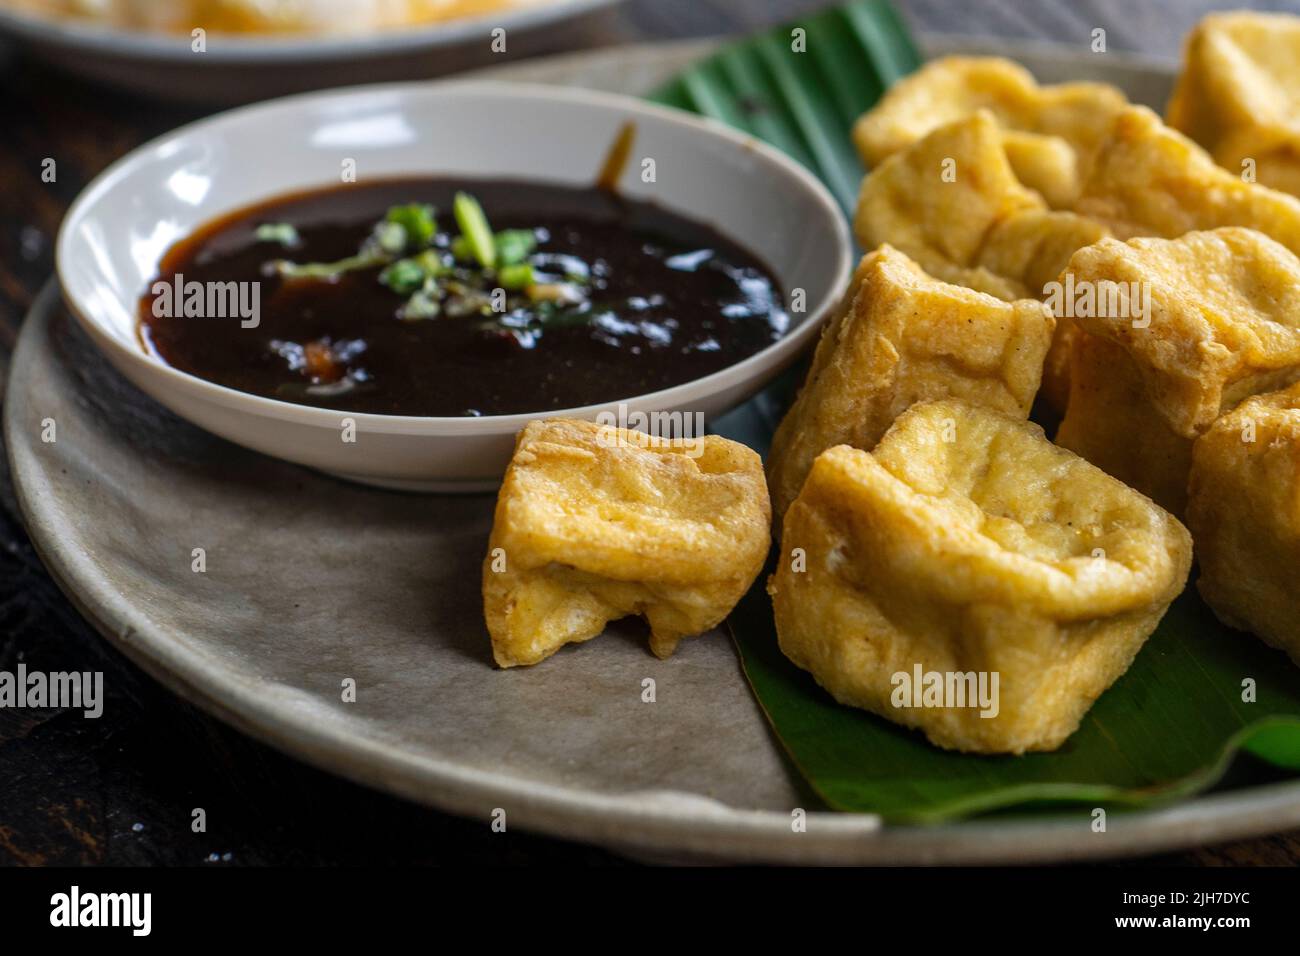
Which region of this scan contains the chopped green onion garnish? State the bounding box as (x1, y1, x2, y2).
(498, 263, 534, 291)
(380, 250, 452, 295)
(453, 192, 496, 270)
(255, 223, 300, 247)
(527, 281, 586, 305)
(373, 221, 407, 256)
(260, 192, 569, 323)
(400, 288, 441, 321)
(495, 229, 537, 267)
(269, 251, 386, 281)
(386, 204, 436, 248)
(379, 258, 427, 295)
(412, 249, 449, 277)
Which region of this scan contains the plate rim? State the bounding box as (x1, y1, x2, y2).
(11, 36, 1300, 864)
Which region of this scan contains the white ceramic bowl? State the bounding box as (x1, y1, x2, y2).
(57, 80, 853, 491)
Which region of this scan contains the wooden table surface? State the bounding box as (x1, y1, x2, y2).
(3, 0, 1300, 866)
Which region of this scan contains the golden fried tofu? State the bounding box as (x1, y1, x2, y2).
(482, 418, 770, 667)
(1168, 12, 1300, 197)
(855, 114, 1106, 414)
(1057, 334, 1197, 515)
(854, 56, 1128, 206)
(856, 111, 1108, 304)
(1188, 384, 1300, 666)
(979, 207, 1111, 296)
(1056, 228, 1300, 512)
(1052, 107, 1300, 411)
(856, 111, 1041, 300)
(766, 245, 1053, 524)
(999, 130, 1082, 210)
(1075, 106, 1300, 253)
(769, 401, 1191, 754)
(980, 209, 1110, 414)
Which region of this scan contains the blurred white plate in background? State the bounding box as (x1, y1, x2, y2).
(0, 0, 624, 102)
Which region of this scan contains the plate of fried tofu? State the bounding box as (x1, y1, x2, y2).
(12, 13, 1300, 863)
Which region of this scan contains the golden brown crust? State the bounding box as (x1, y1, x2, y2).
(765, 246, 1054, 525)
(769, 400, 1191, 754)
(482, 418, 770, 667)
(1055, 228, 1300, 513)
(853, 55, 1127, 205)
(855, 111, 1045, 300)
(854, 112, 1110, 415)
(1064, 228, 1300, 435)
(856, 94, 1300, 418)
(1056, 334, 1196, 516)
(1187, 383, 1300, 666)
(1075, 106, 1300, 250)
(1167, 12, 1300, 197)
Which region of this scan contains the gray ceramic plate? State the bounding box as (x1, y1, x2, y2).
(9, 38, 1300, 864)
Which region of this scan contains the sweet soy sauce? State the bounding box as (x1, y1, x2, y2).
(139, 178, 790, 417)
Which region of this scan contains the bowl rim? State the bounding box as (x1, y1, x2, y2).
(56, 78, 854, 435)
(0, 0, 624, 62)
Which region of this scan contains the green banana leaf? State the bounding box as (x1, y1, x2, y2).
(651, 0, 916, 216)
(649, 0, 1300, 823)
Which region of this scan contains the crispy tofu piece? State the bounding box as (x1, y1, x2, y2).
(1187, 384, 1300, 666)
(855, 111, 1042, 300)
(1075, 106, 1300, 252)
(1055, 228, 1300, 512)
(855, 114, 1106, 414)
(766, 245, 1053, 524)
(1064, 229, 1300, 433)
(1052, 107, 1300, 412)
(1000, 130, 1082, 210)
(853, 56, 1128, 205)
(979, 207, 1111, 296)
(1057, 334, 1197, 515)
(856, 112, 1109, 303)
(769, 401, 1191, 755)
(482, 419, 770, 667)
(860, 101, 1300, 418)
(1167, 12, 1300, 197)
(980, 210, 1110, 414)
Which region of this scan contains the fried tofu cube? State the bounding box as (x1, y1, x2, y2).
(999, 129, 1082, 210)
(1050, 107, 1300, 412)
(860, 99, 1300, 420)
(1057, 334, 1197, 515)
(1167, 12, 1300, 198)
(854, 57, 1044, 164)
(979, 207, 1111, 296)
(980, 209, 1109, 414)
(1187, 384, 1300, 667)
(856, 113, 1110, 415)
(1074, 106, 1300, 253)
(855, 111, 1043, 301)
(766, 245, 1054, 523)
(856, 111, 1109, 305)
(853, 56, 1128, 205)
(1056, 228, 1300, 513)
(482, 419, 770, 667)
(768, 401, 1192, 754)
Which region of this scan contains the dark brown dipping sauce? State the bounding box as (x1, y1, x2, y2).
(139, 179, 789, 416)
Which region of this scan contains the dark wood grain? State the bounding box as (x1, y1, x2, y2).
(2, 0, 1299, 867)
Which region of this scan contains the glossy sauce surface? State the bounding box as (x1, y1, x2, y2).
(139, 179, 790, 417)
